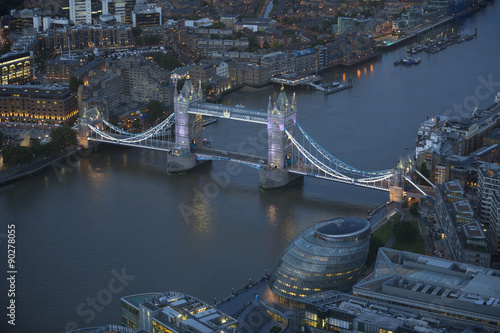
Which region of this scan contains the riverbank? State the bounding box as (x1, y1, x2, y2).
(0, 147, 79, 186)
(375, 6, 482, 50)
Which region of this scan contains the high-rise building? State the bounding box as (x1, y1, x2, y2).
(131, 4, 161, 27)
(478, 163, 500, 266)
(69, 0, 92, 24)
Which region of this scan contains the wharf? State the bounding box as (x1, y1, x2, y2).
(375, 6, 481, 50)
(216, 276, 291, 333)
(324, 83, 353, 95)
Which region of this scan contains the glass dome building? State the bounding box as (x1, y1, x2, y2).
(270, 217, 371, 300)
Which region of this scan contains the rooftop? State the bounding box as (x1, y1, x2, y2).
(315, 217, 370, 236)
(452, 199, 474, 214)
(354, 248, 500, 320)
(443, 179, 463, 193)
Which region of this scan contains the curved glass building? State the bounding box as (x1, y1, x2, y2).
(270, 217, 371, 300)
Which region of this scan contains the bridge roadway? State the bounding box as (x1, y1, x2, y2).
(88, 133, 268, 167)
(189, 102, 268, 124)
(192, 148, 267, 168)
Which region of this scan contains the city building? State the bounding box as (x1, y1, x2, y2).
(35, 25, 133, 53)
(293, 274, 499, 332)
(0, 51, 34, 85)
(78, 70, 124, 119)
(258, 52, 295, 77)
(220, 14, 238, 30)
(121, 291, 238, 333)
(0, 85, 78, 124)
(353, 248, 500, 331)
(70, 0, 92, 24)
(478, 163, 500, 266)
(46, 57, 86, 81)
(111, 57, 175, 106)
(293, 48, 318, 74)
(234, 18, 276, 32)
(132, 4, 161, 27)
(270, 217, 370, 301)
(435, 181, 491, 267)
(67, 324, 139, 333)
(337, 16, 373, 34)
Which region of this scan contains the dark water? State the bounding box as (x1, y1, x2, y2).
(1, 4, 500, 332)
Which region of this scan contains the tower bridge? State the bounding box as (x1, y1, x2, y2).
(77, 79, 427, 201)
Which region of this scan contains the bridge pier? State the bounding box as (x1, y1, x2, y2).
(389, 185, 404, 202)
(259, 169, 303, 191)
(166, 149, 198, 174)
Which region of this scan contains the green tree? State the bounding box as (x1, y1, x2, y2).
(2, 144, 34, 167)
(401, 199, 409, 208)
(146, 100, 164, 124)
(366, 235, 384, 267)
(69, 76, 83, 92)
(410, 202, 419, 216)
(418, 162, 430, 185)
(50, 125, 77, 150)
(131, 27, 142, 37)
(152, 53, 182, 71)
(393, 220, 418, 242)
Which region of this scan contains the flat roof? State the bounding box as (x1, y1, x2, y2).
(462, 222, 484, 238)
(444, 179, 463, 193)
(463, 273, 500, 299)
(452, 200, 474, 214)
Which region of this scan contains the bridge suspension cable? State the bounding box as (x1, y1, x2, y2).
(296, 123, 392, 177)
(286, 128, 393, 190)
(88, 113, 175, 144)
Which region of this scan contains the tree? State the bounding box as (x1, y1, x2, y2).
(131, 27, 142, 37)
(50, 125, 77, 150)
(0, 130, 3, 146)
(152, 53, 182, 71)
(409, 202, 419, 216)
(366, 235, 384, 267)
(417, 162, 430, 185)
(69, 76, 83, 92)
(2, 144, 34, 167)
(146, 100, 164, 124)
(393, 220, 418, 243)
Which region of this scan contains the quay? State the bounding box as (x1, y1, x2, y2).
(375, 6, 482, 50)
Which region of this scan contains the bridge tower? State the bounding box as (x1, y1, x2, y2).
(78, 106, 103, 149)
(259, 88, 302, 190)
(390, 156, 413, 202)
(167, 80, 204, 174)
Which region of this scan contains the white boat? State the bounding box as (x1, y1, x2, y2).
(235, 104, 245, 108)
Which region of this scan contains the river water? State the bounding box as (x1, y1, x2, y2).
(1, 4, 500, 332)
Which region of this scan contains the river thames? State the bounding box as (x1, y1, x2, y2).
(1, 3, 500, 332)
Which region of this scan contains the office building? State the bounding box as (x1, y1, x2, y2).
(0, 85, 78, 124)
(70, 0, 92, 24)
(478, 163, 500, 265)
(132, 4, 161, 27)
(353, 248, 500, 331)
(121, 291, 238, 333)
(270, 217, 370, 301)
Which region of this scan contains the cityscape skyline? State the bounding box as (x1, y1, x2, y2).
(1, 0, 500, 332)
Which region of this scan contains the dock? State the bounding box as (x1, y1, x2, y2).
(324, 83, 353, 95)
